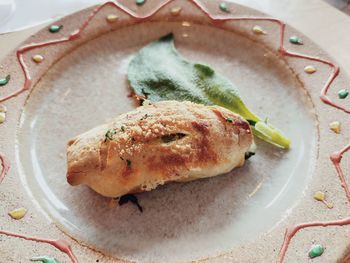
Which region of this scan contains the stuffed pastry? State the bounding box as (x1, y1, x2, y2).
(66, 100, 253, 197)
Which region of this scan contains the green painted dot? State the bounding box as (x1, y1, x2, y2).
(338, 89, 349, 99)
(49, 25, 63, 33)
(0, 75, 10, 86)
(289, 36, 303, 45)
(31, 256, 59, 263)
(219, 2, 230, 13)
(136, 0, 146, 6)
(308, 244, 324, 259)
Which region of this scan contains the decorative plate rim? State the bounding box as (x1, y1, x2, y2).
(1, 1, 350, 262)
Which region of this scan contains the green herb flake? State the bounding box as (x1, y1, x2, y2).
(121, 125, 125, 132)
(226, 117, 233, 123)
(245, 152, 255, 160)
(126, 159, 132, 167)
(128, 33, 291, 149)
(141, 88, 151, 97)
(104, 129, 116, 142)
(140, 114, 152, 120)
(118, 194, 143, 212)
(247, 120, 257, 126)
(161, 133, 186, 143)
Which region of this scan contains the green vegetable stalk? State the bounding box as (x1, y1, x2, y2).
(127, 33, 290, 149)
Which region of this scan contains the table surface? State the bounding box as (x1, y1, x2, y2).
(1, 0, 350, 72)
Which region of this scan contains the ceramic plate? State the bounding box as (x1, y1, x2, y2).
(1, 1, 350, 262)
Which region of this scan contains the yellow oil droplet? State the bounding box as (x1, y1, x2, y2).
(252, 25, 266, 35)
(0, 112, 6, 124)
(0, 104, 7, 113)
(314, 191, 325, 201)
(329, 121, 341, 134)
(314, 191, 334, 209)
(106, 14, 118, 23)
(32, 55, 44, 63)
(304, 65, 316, 74)
(170, 6, 182, 16)
(324, 201, 334, 209)
(8, 207, 27, 220)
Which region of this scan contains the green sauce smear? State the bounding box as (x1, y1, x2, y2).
(49, 25, 63, 33)
(308, 244, 324, 258)
(31, 256, 59, 263)
(0, 75, 10, 86)
(127, 33, 291, 149)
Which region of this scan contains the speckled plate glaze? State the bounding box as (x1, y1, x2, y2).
(1, 1, 350, 262)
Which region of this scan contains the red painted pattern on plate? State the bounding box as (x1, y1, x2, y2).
(0, 1, 349, 262)
(0, 152, 10, 183)
(330, 144, 350, 203)
(277, 217, 350, 262)
(0, 229, 77, 263)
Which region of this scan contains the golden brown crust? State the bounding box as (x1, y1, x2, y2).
(66, 101, 253, 197)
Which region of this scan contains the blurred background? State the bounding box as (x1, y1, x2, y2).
(326, 0, 350, 11)
(0, 0, 350, 34)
